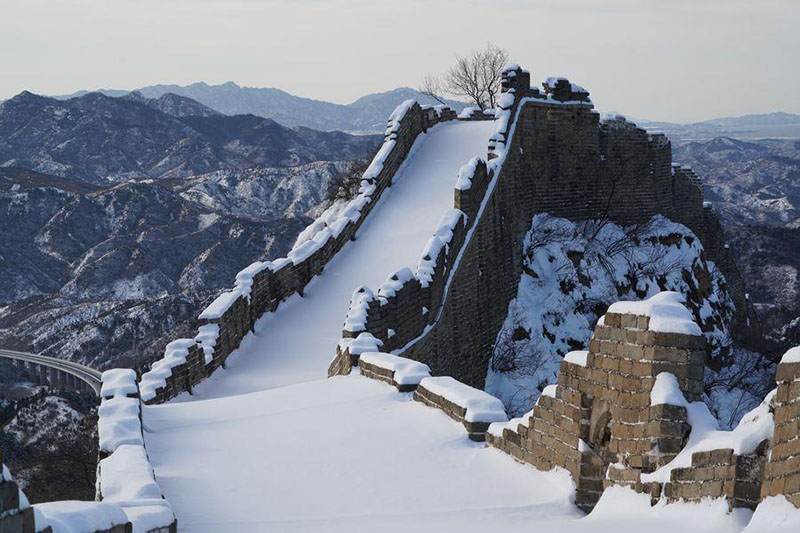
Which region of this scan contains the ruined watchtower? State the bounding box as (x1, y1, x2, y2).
(488, 292, 705, 511)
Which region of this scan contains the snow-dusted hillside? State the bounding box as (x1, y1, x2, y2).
(485, 214, 768, 426)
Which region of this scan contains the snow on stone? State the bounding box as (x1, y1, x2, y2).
(541, 384, 558, 398)
(98, 396, 143, 452)
(343, 287, 374, 332)
(340, 332, 383, 356)
(100, 444, 165, 502)
(195, 324, 220, 364)
(377, 267, 415, 298)
(642, 387, 775, 484)
(140, 338, 197, 401)
(781, 346, 800, 364)
(488, 408, 533, 437)
(419, 376, 507, 423)
(121, 505, 176, 533)
(564, 350, 589, 367)
(178, 120, 494, 398)
(607, 291, 702, 336)
(145, 375, 576, 532)
(458, 106, 482, 119)
(650, 372, 687, 406)
(34, 501, 130, 533)
(198, 290, 240, 320)
(100, 368, 138, 399)
(485, 215, 732, 418)
(359, 352, 431, 385)
(455, 157, 481, 190)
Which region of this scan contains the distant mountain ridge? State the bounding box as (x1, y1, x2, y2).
(49, 83, 467, 133)
(633, 111, 800, 141)
(0, 90, 379, 183)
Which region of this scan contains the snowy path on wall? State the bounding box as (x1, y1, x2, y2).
(145, 374, 753, 533)
(184, 120, 496, 399)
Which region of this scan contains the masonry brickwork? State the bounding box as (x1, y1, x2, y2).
(487, 308, 706, 511)
(762, 356, 800, 507)
(142, 102, 457, 404)
(0, 454, 35, 533)
(333, 65, 756, 390)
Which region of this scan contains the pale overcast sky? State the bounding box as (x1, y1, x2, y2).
(0, 0, 797, 123)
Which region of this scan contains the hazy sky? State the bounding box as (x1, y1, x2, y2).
(1, 0, 798, 123)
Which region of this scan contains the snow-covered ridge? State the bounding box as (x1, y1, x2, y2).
(137, 99, 455, 404)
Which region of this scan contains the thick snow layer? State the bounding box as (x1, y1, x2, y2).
(140, 338, 197, 401)
(781, 346, 800, 364)
(34, 501, 129, 533)
(100, 444, 165, 502)
(746, 495, 800, 532)
(564, 350, 589, 367)
(650, 373, 687, 406)
(585, 485, 752, 533)
(145, 375, 577, 533)
(100, 368, 138, 399)
(608, 292, 702, 336)
(488, 408, 533, 437)
(122, 505, 175, 533)
(340, 332, 383, 356)
(419, 376, 507, 423)
(642, 389, 775, 484)
(359, 352, 430, 385)
(173, 120, 494, 398)
(98, 396, 143, 452)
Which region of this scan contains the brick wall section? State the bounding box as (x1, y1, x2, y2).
(762, 358, 800, 507)
(142, 103, 456, 404)
(664, 444, 768, 510)
(488, 308, 706, 511)
(334, 65, 755, 391)
(0, 454, 35, 533)
(412, 383, 497, 442)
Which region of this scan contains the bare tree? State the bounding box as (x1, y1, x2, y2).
(419, 75, 448, 106)
(420, 43, 510, 110)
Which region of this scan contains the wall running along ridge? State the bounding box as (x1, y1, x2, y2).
(136, 100, 458, 404)
(330, 65, 757, 390)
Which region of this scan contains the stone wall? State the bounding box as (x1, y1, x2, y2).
(0, 456, 35, 533)
(664, 445, 768, 509)
(762, 350, 800, 507)
(333, 64, 754, 390)
(138, 101, 457, 404)
(487, 296, 706, 511)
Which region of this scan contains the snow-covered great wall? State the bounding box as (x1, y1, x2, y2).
(3, 64, 800, 532)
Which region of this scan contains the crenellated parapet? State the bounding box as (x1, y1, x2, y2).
(332, 64, 756, 391)
(136, 100, 459, 404)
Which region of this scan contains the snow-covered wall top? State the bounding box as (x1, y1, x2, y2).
(332, 62, 753, 410)
(137, 99, 458, 404)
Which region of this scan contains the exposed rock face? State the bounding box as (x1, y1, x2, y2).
(0, 90, 379, 183)
(485, 214, 740, 420)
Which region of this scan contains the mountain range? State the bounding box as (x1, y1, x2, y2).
(0, 91, 379, 184)
(49, 83, 467, 133)
(635, 112, 800, 141)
